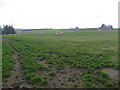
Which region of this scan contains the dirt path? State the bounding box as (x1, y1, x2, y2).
(2, 39, 32, 88)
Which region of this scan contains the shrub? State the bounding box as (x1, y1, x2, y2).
(95, 70, 110, 80)
(38, 63, 48, 70)
(60, 82, 64, 85)
(2, 72, 11, 78)
(84, 81, 99, 88)
(31, 75, 43, 84)
(105, 82, 114, 88)
(26, 73, 35, 80)
(84, 81, 93, 88)
(48, 71, 56, 76)
(42, 80, 48, 85)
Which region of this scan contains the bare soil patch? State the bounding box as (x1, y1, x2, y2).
(45, 68, 84, 88)
(102, 68, 118, 81)
(36, 60, 84, 88)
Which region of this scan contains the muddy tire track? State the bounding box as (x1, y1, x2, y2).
(2, 39, 32, 88)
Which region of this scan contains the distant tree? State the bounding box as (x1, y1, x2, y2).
(75, 27, 79, 29)
(0, 26, 2, 35)
(2, 25, 16, 35)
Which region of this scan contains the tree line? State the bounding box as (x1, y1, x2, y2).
(0, 25, 16, 35)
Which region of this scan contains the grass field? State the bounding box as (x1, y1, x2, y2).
(0, 34, 2, 89)
(2, 29, 119, 88)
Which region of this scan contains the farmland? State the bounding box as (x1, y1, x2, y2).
(2, 29, 119, 88)
(0, 35, 2, 89)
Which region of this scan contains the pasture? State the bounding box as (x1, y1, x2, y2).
(2, 29, 119, 88)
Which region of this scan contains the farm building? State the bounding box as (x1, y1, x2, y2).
(97, 24, 113, 30)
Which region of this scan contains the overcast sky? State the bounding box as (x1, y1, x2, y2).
(0, 0, 119, 29)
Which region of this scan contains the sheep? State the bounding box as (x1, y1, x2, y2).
(60, 32, 63, 34)
(56, 32, 58, 35)
(39, 32, 43, 34)
(55, 31, 64, 35)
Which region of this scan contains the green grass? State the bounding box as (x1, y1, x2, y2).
(0, 35, 2, 86)
(2, 42, 15, 78)
(2, 29, 118, 88)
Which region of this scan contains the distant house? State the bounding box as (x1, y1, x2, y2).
(97, 24, 113, 31)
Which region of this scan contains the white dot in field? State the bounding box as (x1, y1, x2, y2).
(39, 32, 43, 34)
(56, 33, 58, 34)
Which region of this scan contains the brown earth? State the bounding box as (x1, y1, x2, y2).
(36, 59, 85, 88)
